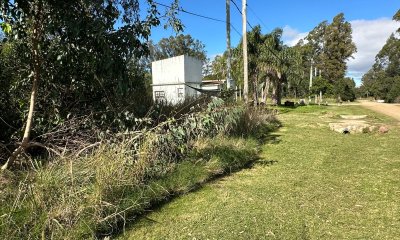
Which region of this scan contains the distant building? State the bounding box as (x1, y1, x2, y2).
(151, 55, 202, 104)
(201, 79, 226, 91)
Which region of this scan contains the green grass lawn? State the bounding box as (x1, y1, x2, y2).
(119, 105, 400, 240)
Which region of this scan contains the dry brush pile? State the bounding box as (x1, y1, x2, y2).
(0, 99, 278, 239)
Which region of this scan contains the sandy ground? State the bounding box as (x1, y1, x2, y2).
(359, 100, 400, 121)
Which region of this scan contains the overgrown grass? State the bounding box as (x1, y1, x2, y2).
(0, 100, 276, 239)
(0, 137, 259, 239)
(119, 104, 400, 239)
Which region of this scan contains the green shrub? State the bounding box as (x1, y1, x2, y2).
(0, 99, 276, 239)
(234, 107, 280, 141)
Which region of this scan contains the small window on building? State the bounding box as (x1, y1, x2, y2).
(155, 91, 165, 98)
(177, 88, 184, 98)
(154, 91, 166, 103)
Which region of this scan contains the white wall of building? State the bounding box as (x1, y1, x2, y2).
(152, 55, 202, 104)
(184, 56, 202, 84)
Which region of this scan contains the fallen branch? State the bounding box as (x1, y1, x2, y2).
(29, 142, 63, 157)
(75, 142, 101, 157)
(1, 142, 62, 170)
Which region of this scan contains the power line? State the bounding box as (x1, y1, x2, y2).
(230, 0, 253, 29)
(153, 1, 241, 36)
(247, 4, 268, 30)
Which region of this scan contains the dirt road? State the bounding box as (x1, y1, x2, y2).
(359, 101, 400, 121)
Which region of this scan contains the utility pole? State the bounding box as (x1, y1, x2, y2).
(242, 0, 249, 103)
(226, 0, 232, 89)
(309, 58, 313, 103)
(309, 59, 313, 89)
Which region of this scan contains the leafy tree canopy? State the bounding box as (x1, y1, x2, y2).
(322, 14, 356, 82)
(302, 13, 356, 98)
(0, 0, 183, 164)
(361, 11, 400, 103)
(148, 34, 207, 63)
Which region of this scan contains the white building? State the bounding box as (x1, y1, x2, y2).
(201, 79, 226, 91)
(152, 55, 202, 104)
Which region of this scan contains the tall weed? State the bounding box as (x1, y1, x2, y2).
(0, 99, 277, 239)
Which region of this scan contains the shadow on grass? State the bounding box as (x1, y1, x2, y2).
(259, 133, 282, 145)
(106, 129, 282, 239)
(272, 104, 331, 115)
(256, 159, 279, 166)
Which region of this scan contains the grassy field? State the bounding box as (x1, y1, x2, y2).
(119, 104, 400, 239)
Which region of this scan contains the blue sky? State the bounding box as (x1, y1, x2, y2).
(149, 0, 400, 85)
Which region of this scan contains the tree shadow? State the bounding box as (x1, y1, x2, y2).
(104, 121, 282, 239)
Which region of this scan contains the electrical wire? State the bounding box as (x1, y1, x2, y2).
(247, 4, 268, 30)
(154, 1, 242, 36)
(230, 0, 254, 30)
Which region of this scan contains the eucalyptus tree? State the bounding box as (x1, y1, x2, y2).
(149, 34, 207, 62)
(211, 54, 228, 79)
(0, 0, 182, 169)
(361, 11, 400, 102)
(208, 49, 240, 83)
(306, 21, 328, 72)
(303, 13, 356, 100)
(0, 37, 21, 144)
(395, 9, 400, 32)
(321, 13, 356, 88)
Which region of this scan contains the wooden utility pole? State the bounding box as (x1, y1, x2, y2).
(242, 0, 248, 103)
(309, 59, 313, 90)
(308, 58, 313, 103)
(226, 0, 232, 89)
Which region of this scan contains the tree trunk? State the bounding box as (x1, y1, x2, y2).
(261, 77, 270, 103)
(253, 74, 259, 106)
(276, 80, 282, 105)
(272, 73, 282, 106)
(271, 81, 277, 105)
(2, 2, 42, 170)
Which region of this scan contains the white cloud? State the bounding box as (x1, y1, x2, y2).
(282, 25, 308, 46)
(347, 18, 399, 85)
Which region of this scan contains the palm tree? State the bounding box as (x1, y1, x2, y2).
(259, 29, 301, 105)
(231, 26, 302, 105)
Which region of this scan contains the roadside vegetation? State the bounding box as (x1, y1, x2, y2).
(120, 104, 400, 239)
(207, 13, 359, 105)
(0, 99, 279, 239)
(360, 10, 400, 102)
(0, 1, 399, 239)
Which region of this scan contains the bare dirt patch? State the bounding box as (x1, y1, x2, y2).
(360, 101, 400, 121)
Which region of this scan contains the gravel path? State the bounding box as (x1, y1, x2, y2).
(359, 101, 400, 121)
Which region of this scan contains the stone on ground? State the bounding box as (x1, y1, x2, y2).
(340, 115, 367, 120)
(329, 121, 374, 134)
(329, 115, 377, 134)
(378, 126, 389, 134)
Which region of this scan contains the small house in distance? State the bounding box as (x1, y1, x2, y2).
(201, 79, 226, 91)
(151, 55, 202, 104)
